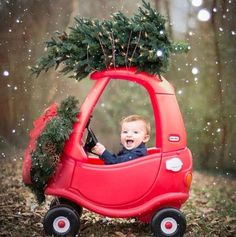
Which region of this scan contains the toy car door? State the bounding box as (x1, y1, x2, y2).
(70, 68, 164, 206)
(71, 152, 161, 206)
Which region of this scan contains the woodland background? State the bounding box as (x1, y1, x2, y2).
(0, 0, 236, 175)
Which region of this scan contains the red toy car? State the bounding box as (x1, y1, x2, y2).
(23, 68, 192, 237)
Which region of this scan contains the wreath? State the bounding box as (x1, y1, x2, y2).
(28, 96, 79, 203)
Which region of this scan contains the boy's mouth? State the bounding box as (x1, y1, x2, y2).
(126, 139, 134, 146)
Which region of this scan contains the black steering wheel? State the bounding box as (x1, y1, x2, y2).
(84, 119, 98, 153)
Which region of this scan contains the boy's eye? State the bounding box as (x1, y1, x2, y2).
(134, 131, 139, 134)
(122, 131, 128, 134)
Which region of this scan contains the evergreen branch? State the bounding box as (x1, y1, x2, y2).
(171, 42, 190, 53)
(86, 44, 96, 71)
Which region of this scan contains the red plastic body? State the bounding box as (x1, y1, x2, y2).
(23, 67, 192, 222)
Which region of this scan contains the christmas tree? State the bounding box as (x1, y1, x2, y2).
(31, 0, 189, 80)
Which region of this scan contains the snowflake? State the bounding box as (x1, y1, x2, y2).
(197, 9, 211, 22)
(191, 0, 203, 7)
(156, 50, 163, 57)
(3, 70, 10, 76)
(191, 67, 199, 75)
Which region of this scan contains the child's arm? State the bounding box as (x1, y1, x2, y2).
(92, 143, 147, 165)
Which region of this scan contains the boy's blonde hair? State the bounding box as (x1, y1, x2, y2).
(120, 114, 151, 135)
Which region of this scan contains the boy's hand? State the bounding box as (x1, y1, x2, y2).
(91, 143, 106, 155)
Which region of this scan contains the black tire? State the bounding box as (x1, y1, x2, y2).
(50, 198, 83, 217)
(43, 206, 80, 237)
(151, 208, 186, 237)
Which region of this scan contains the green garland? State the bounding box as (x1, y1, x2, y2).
(31, 0, 189, 80)
(29, 96, 79, 203)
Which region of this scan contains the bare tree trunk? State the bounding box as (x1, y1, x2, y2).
(153, 0, 162, 10)
(0, 0, 77, 146)
(47, 0, 80, 103)
(210, 0, 227, 165)
(164, 0, 173, 39)
(68, 0, 80, 28)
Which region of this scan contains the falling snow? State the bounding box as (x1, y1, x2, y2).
(191, 0, 203, 7)
(3, 70, 10, 76)
(191, 67, 199, 75)
(156, 50, 163, 57)
(197, 9, 211, 22)
(219, 27, 223, 32)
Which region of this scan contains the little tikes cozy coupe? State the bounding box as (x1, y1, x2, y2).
(23, 68, 192, 237)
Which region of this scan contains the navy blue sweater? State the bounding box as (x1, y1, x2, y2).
(100, 143, 147, 165)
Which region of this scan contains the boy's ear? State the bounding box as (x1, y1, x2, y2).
(143, 134, 150, 143)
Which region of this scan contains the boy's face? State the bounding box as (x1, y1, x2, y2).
(120, 120, 150, 150)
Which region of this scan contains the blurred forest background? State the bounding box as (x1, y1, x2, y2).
(0, 0, 235, 175)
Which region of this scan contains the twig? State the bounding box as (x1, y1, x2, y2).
(129, 30, 142, 67)
(107, 31, 116, 68)
(97, 35, 108, 68)
(110, 31, 116, 68)
(125, 30, 133, 67)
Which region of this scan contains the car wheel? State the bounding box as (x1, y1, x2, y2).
(50, 197, 83, 217)
(43, 205, 80, 237)
(151, 208, 186, 237)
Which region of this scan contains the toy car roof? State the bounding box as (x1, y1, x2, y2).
(91, 67, 175, 95)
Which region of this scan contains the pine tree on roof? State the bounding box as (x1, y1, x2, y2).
(31, 0, 189, 80)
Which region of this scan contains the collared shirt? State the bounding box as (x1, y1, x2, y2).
(100, 143, 147, 165)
